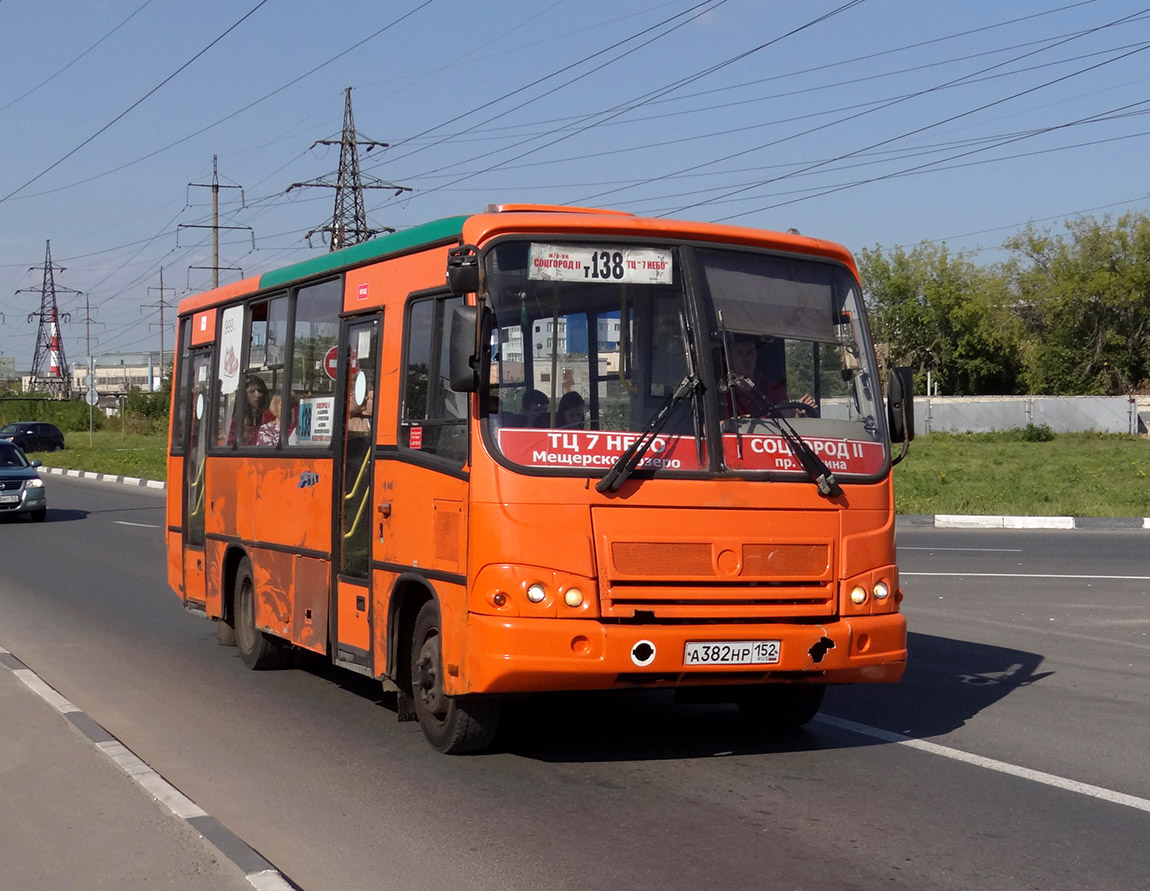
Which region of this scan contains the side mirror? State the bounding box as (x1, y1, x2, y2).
(449, 304, 480, 392)
(887, 366, 915, 457)
(446, 244, 479, 295)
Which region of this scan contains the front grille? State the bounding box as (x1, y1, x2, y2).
(601, 582, 835, 620)
(612, 542, 714, 575)
(593, 506, 840, 622)
(611, 541, 828, 578)
(0, 479, 23, 492)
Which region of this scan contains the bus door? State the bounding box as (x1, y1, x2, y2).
(333, 315, 380, 671)
(182, 349, 212, 609)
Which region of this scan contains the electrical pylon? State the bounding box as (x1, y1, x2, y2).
(286, 86, 411, 252)
(19, 240, 79, 399)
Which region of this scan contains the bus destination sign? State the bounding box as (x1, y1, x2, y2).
(528, 243, 673, 285)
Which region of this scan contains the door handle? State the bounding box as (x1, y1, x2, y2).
(377, 501, 392, 518)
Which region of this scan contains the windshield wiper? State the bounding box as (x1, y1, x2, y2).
(679, 309, 705, 469)
(596, 373, 701, 494)
(760, 405, 842, 498)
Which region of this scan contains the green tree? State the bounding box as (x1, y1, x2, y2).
(857, 242, 1021, 395)
(1004, 212, 1150, 395)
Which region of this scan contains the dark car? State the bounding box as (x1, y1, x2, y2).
(0, 442, 47, 521)
(0, 421, 65, 452)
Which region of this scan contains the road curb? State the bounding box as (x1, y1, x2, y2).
(39, 465, 166, 490)
(0, 643, 297, 891)
(898, 514, 1150, 530)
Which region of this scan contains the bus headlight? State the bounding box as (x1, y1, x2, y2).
(471, 565, 600, 617)
(873, 581, 890, 601)
(849, 585, 868, 605)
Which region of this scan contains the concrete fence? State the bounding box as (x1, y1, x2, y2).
(913, 395, 1145, 435)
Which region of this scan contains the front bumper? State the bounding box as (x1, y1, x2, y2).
(457, 611, 906, 695)
(0, 484, 45, 516)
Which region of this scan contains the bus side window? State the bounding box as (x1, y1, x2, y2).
(288, 279, 340, 448)
(402, 295, 467, 464)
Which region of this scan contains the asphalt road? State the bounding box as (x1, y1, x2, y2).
(1, 476, 1147, 891)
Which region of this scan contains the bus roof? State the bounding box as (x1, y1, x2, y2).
(176, 206, 855, 315)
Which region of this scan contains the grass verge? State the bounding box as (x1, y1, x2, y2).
(34, 431, 168, 482)
(894, 431, 1150, 517)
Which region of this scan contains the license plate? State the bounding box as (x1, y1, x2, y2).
(0, 494, 19, 504)
(684, 640, 781, 665)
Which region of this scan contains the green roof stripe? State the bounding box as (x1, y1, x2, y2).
(257, 215, 468, 290)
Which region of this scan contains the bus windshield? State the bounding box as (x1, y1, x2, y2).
(483, 239, 886, 480)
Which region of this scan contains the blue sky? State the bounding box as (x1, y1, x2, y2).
(1, 0, 1147, 372)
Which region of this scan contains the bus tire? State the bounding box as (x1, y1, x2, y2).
(410, 601, 499, 754)
(736, 684, 824, 730)
(234, 556, 289, 670)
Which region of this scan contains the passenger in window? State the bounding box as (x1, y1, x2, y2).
(241, 375, 276, 445)
(522, 389, 550, 427)
(347, 387, 373, 436)
(724, 335, 816, 418)
(556, 391, 586, 429)
(256, 395, 281, 447)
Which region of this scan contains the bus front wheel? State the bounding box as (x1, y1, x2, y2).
(410, 601, 500, 754)
(234, 556, 289, 670)
(736, 684, 825, 730)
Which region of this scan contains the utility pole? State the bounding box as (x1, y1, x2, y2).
(287, 86, 411, 252)
(179, 155, 253, 289)
(19, 240, 79, 399)
(74, 289, 104, 444)
(142, 267, 176, 391)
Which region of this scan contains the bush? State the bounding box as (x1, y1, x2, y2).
(1021, 423, 1055, 442)
(0, 397, 105, 432)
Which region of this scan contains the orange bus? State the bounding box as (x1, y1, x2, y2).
(166, 204, 914, 753)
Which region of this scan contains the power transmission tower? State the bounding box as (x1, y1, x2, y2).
(287, 86, 411, 252)
(19, 240, 78, 399)
(178, 155, 253, 289)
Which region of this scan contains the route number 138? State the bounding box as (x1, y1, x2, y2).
(586, 250, 625, 280)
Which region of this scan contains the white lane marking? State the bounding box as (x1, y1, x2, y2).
(816, 715, 1150, 813)
(14, 668, 81, 714)
(96, 740, 209, 820)
(900, 547, 1023, 552)
(114, 521, 162, 528)
(902, 571, 1150, 580)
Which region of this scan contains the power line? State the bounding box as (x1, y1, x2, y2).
(652, 6, 1150, 216)
(5, 0, 437, 203)
(391, 0, 872, 203)
(0, 0, 159, 114)
(1, 2, 271, 204)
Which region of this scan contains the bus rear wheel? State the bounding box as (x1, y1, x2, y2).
(410, 601, 499, 754)
(234, 556, 289, 670)
(736, 684, 825, 730)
